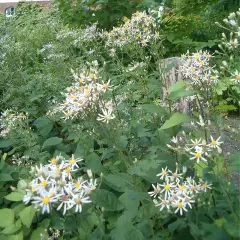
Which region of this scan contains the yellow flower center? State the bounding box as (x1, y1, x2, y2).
(199, 61, 204, 65)
(179, 185, 185, 191)
(165, 185, 170, 190)
(191, 185, 196, 191)
(31, 187, 36, 192)
(178, 202, 183, 208)
(55, 167, 60, 173)
(212, 140, 217, 145)
(137, 33, 141, 38)
(202, 183, 207, 188)
(75, 197, 82, 204)
(103, 84, 108, 89)
(90, 185, 96, 191)
(65, 167, 71, 173)
(161, 170, 167, 175)
(75, 182, 81, 188)
(162, 200, 167, 205)
(155, 33, 160, 38)
(51, 158, 57, 165)
(42, 197, 50, 205)
(232, 41, 237, 46)
(69, 159, 76, 165)
(195, 153, 201, 159)
(41, 180, 47, 187)
(235, 75, 240, 80)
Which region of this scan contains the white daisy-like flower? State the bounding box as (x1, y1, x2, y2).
(208, 136, 223, 149)
(32, 193, 58, 214)
(160, 181, 175, 200)
(69, 191, 91, 213)
(57, 195, 72, 215)
(190, 147, 207, 163)
(84, 179, 97, 194)
(174, 200, 188, 215)
(148, 183, 161, 198)
(231, 70, 240, 83)
(188, 138, 203, 149)
(201, 181, 212, 192)
(157, 167, 169, 180)
(155, 197, 170, 211)
(67, 154, 83, 170)
(97, 108, 115, 123)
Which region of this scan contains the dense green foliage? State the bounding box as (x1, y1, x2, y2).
(0, 2, 239, 240)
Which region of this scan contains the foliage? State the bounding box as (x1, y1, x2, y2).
(0, 2, 239, 240)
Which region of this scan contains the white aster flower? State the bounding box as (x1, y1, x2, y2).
(97, 108, 115, 123)
(148, 183, 161, 198)
(208, 136, 223, 149)
(174, 201, 188, 215)
(190, 146, 207, 163)
(69, 191, 91, 213)
(157, 167, 169, 180)
(32, 193, 58, 214)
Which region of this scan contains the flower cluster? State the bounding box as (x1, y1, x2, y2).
(148, 166, 212, 215)
(168, 133, 223, 164)
(218, 9, 240, 84)
(104, 11, 160, 48)
(179, 51, 219, 87)
(53, 61, 115, 123)
(0, 110, 28, 138)
(40, 228, 61, 240)
(21, 155, 97, 215)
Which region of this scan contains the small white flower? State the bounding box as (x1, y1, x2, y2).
(157, 167, 169, 180)
(148, 183, 161, 198)
(97, 108, 115, 123)
(201, 181, 212, 192)
(155, 197, 170, 211)
(174, 201, 188, 215)
(208, 136, 223, 149)
(32, 193, 58, 214)
(69, 191, 91, 213)
(190, 147, 207, 163)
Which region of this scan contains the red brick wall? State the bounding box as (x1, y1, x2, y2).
(0, 1, 52, 14)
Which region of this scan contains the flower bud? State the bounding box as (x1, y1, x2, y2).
(87, 169, 93, 178)
(228, 12, 236, 20)
(223, 18, 228, 24)
(222, 61, 228, 67)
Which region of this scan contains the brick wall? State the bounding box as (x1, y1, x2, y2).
(0, 1, 52, 14)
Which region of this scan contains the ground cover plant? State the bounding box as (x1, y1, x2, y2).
(0, 2, 239, 240)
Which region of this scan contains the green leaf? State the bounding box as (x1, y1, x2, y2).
(0, 209, 15, 228)
(104, 173, 134, 192)
(168, 80, 186, 93)
(228, 152, 240, 173)
(33, 117, 53, 136)
(92, 189, 124, 211)
(168, 218, 186, 233)
(160, 113, 191, 130)
(30, 227, 47, 240)
(0, 173, 13, 182)
(223, 222, 240, 238)
(128, 159, 166, 182)
(1, 219, 22, 235)
(42, 137, 62, 149)
(7, 231, 23, 240)
(5, 192, 24, 202)
(0, 139, 15, 149)
(86, 153, 107, 174)
(139, 104, 166, 116)
(19, 205, 36, 228)
(118, 191, 140, 211)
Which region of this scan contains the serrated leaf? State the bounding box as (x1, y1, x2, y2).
(160, 113, 191, 130)
(92, 189, 124, 211)
(128, 159, 166, 182)
(42, 137, 62, 149)
(0, 209, 15, 228)
(5, 192, 24, 201)
(19, 205, 36, 228)
(228, 152, 240, 173)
